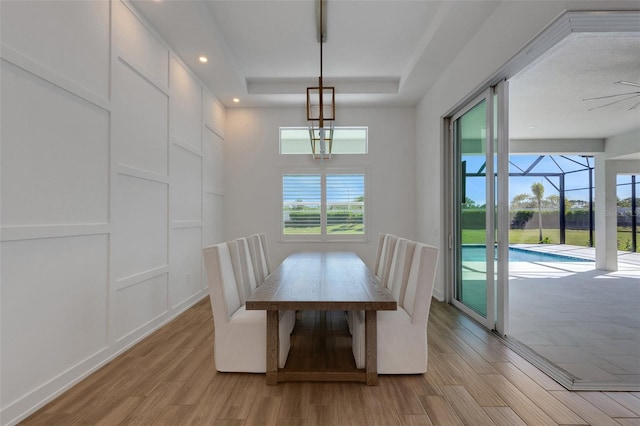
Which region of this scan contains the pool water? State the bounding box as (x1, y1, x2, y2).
(462, 245, 593, 262)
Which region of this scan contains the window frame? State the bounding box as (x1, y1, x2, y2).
(280, 167, 368, 242)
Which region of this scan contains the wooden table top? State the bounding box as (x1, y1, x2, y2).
(246, 251, 397, 311)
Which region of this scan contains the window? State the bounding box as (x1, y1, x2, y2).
(282, 170, 366, 240)
(280, 127, 368, 154)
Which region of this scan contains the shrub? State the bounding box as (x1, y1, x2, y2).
(286, 210, 363, 227)
(461, 209, 486, 229)
(511, 210, 533, 229)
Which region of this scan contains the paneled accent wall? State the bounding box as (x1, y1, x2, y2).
(0, 1, 225, 424)
(203, 94, 226, 250)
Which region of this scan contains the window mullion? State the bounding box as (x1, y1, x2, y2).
(321, 172, 327, 239)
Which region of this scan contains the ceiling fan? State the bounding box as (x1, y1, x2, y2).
(582, 81, 640, 111)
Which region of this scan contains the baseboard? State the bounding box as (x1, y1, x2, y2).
(432, 287, 445, 302)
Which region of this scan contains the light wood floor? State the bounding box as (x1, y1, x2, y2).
(22, 298, 640, 425)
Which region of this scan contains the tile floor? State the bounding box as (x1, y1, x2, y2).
(508, 244, 640, 389)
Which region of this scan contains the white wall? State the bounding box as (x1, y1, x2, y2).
(594, 129, 640, 270)
(0, 1, 225, 424)
(224, 107, 416, 268)
(416, 0, 640, 301)
(605, 128, 640, 160)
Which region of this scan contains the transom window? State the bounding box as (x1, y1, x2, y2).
(280, 127, 368, 155)
(282, 170, 366, 241)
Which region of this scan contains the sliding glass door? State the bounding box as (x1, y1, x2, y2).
(451, 83, 508, 332)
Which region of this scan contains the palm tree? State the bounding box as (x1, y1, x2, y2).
(531, 182, 545, 243)
(510, 193, 533, 209)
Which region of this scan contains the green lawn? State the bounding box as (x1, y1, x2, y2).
(461, 228, 637, 251)
(284, 224, 364, 235)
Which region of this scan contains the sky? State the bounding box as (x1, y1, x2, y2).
(282, 156, 635, 206)
(465, 154, 598, 205)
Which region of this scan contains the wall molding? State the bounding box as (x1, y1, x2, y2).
(114, 308, 168, 344)
(1, 44, 110, 112)
(116, 164, 170, 185)
(172, 136, 203, 157)
(204, 121, 225, 140)
(172, 220, 203, 229)
(0, 224, 110, 242)
(115, 265, 169, 291)
(204, 185, 224, 196)
(171, 290, 206, 311)
(116, 54, 170, 96)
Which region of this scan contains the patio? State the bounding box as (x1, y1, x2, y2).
(508, 244, 640, 390)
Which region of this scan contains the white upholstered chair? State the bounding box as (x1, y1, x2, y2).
(229, 236, 295, 336)
(347, 233, 398, 335)
(228, 238, 254, 302)
(376, 233, 399, 288)
(352, 240, 439, 374)
(257, 233, 272, 275)
(203, 242, 290, 372)
(246, 233, 295, 334)
(246, 234, 269, 284)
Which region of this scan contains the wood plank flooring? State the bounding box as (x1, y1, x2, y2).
(21, 298, 640, 425)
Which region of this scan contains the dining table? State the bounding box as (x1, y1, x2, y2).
(246, 251, 397, 385)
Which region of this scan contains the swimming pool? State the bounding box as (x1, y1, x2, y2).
(462, 245, 593, 262)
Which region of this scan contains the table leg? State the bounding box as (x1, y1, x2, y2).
(365, 310, 378, 385)
(266, 310, 279, 385)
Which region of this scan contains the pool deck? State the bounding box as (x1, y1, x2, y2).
(511, 243, 640, 268)
(507, 244, 640, 390)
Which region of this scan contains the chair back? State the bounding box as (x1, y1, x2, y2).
(387, 238, 417, 303)
(247, 234, 269, 284)
(257, 233, 272, 275)
(227, 238, 257, 303)
(377, 234, 399, 288)
(203, 243, 242, 325)
(403, 243, 439, 325)
(374, 233, 386, 276)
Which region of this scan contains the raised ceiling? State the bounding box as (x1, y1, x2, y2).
(131, 1, 640, 142)
(131, 0, 500, 107)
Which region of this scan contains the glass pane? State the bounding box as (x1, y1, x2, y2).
(326, 174, 365, 234)
(617, 176, 634, 252)
(508, 175, 561, 244)
(282, 175, 321, 234)
(565, 187, 592, 247)
(280, 128, 313, 154)
(457, 99, 487, 317)
(280, 127, 367, 154)
(636, 178, 639, 253)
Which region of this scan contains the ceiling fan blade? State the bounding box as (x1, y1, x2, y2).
(615, 80, 640, 88)
(582, 91, 640, 101)
(587, 94, 640, 111)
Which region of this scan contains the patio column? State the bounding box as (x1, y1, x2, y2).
(594, 155, 618, 271)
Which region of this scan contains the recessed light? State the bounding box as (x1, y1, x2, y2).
(233, 98, 240, 103)
(198, 56, 208, 63)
